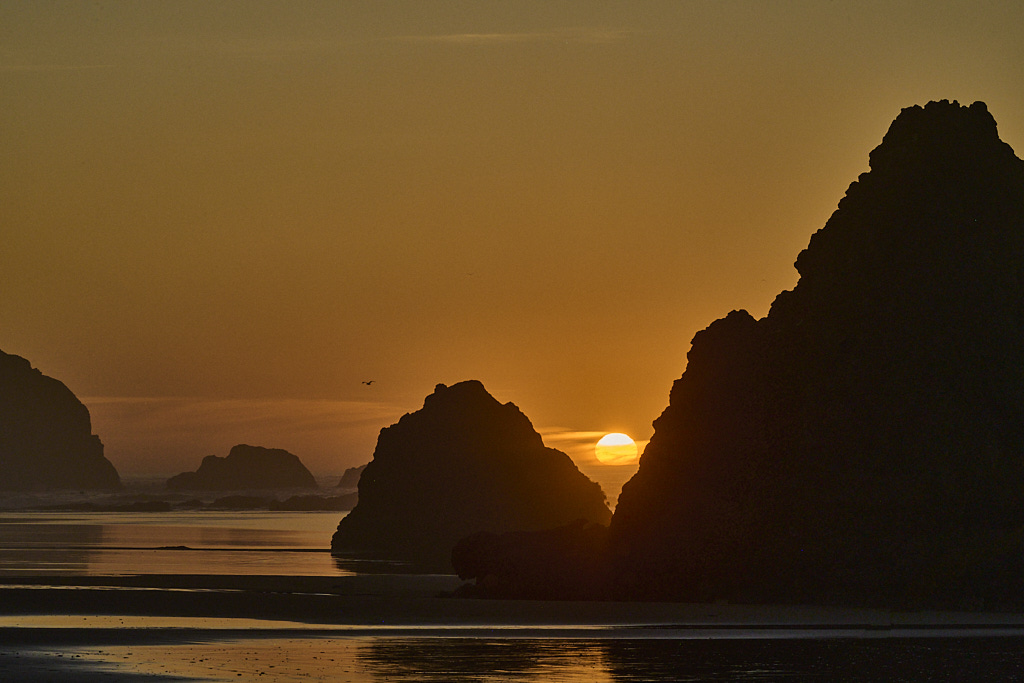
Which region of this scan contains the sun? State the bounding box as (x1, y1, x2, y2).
(594, 432, 639, 465)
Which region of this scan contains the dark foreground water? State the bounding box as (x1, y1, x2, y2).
(4, 632, 1024, 681)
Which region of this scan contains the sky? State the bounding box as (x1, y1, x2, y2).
(3, 1, 1024, 491)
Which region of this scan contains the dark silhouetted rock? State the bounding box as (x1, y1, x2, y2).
(452, 520, 610, 600)
(336, 463, 367, 489)
(0, 349, 120, 490)
(611, 101, 1024, 610)
(331, 380, 611, 569)
(166, 444, 317, 491)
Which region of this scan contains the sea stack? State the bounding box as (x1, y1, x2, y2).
(336, 463, 366, 490)
(610, 101, 1024, 609)
(0, 349, 120, 490)
(166, 444, 317, 491)
(331, 380, 611, 568)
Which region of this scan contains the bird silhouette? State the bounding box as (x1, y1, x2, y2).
(362, 380, 374, 385)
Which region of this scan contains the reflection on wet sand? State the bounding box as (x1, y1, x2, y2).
(11, 634, 1024, 682)
(12, 636, 618, 683)
(360, 638, 609, 682)
(601, 637, 1024, 681)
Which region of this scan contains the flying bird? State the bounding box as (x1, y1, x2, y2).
(362, 380, 374, 385)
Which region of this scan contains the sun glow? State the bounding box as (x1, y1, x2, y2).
(594, 432, 638, 465)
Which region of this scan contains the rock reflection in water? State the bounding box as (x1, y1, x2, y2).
(601, 637, 1024, 681)
(361, 638, 610, 682)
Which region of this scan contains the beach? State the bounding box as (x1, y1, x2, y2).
(5, 572, 1024, 681)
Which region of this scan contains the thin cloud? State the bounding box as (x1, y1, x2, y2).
(0, 63, 116, 72)
(390, 27, 635, 46)
(177, 36, 345, 59)
(539, 428, 607, 447)
(541, 428, 649, 462)
(83, 396, 401, 429)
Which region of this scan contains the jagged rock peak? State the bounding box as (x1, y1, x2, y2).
(868, 100, 1008, 173)
(782, 99, 1024, 315)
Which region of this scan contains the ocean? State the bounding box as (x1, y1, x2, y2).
(0, 509, 345, 577)
(3, 502, 1024, 680)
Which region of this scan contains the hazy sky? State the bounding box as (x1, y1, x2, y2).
(4, 1, 1024, 485)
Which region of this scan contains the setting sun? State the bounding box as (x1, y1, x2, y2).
(595, 432, 639, 465)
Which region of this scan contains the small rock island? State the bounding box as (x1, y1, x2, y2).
(166, 444, 317, 491)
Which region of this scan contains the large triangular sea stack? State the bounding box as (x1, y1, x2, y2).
(331, 380, 610, 568)
(610, 101, 1024, 609)
(0, 349, 120, 490)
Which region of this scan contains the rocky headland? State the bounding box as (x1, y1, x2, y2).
(331, 380, 611, 568)
(166, 444, 317, 491)
(607, 100, 1024, 609)
(0, 349, 120, 490)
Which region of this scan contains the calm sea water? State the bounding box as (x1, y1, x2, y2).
(0, 510, 346, 576)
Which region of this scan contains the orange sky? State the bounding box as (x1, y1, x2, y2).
(3, 2, 1024, 487)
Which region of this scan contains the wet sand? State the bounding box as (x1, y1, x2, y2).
(4, 574, 1024, 681)
(5, 572, 1024, 629)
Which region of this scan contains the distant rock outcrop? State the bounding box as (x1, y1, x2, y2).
(336, 463, 366, 489)
(331, 381, 611, 568)
(0, 349, 120, 490)
(610, 101, 1024, 609)
(166, 444, 317, 491)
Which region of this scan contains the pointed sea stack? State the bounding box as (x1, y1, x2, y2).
(331, 381, 611, 569)
(610, 101, 1024, 609)
(0, 349, 120, 490)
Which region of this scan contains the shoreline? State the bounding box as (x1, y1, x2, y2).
(6, 574, 1024, 682)
(4, 573, 1024, 631)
